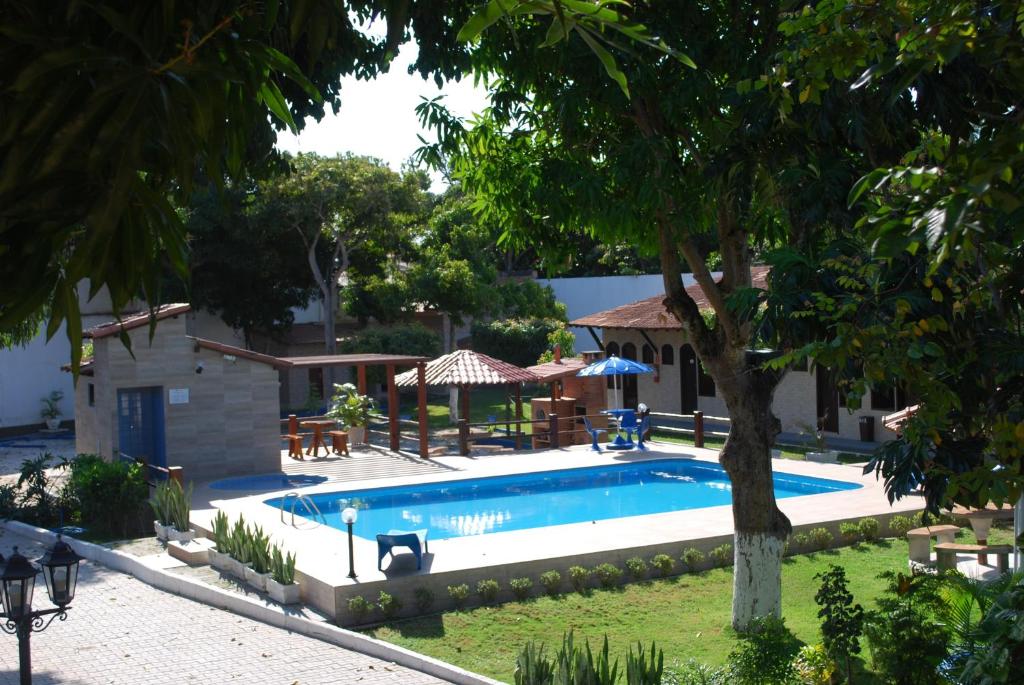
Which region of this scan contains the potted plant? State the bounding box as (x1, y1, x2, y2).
(243, 526, 272, 591)
(327, 382, 374, 444)
(150, 481, 174, 541)
(225, 516, 250, 579)
(799, 420, 837, 463)
(266, 545, 300, 604)
(40, 390, 63, 431)
(208, 511, 232, 571)
(165, 480, 195, 542)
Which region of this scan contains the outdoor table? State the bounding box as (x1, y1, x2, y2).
(950, 504, 1015, 565)
(300, 419, 337, 458)
(601, 409, 636, 449)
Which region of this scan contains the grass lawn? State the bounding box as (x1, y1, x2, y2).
(365, 525, 1016, 683)
(392, 387, 547, 433)
(651, 430, 869, 464)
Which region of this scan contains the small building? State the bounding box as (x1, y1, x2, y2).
(571, 267, 908, 444)
(73, 304, 287, 480)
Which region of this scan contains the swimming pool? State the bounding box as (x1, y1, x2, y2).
(210, 473, 328, 491)
(263, 459, 860, 540)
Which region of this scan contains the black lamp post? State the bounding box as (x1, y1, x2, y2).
(1, 536, 83, 685)
(341, 507, 358, 579)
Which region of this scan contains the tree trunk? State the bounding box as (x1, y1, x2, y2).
(444, 314, 459, 424)
(716, 362, 791, 630)
(323, 286, 338, 390)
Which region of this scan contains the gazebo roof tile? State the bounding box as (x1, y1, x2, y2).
(395, 349, 536, 387)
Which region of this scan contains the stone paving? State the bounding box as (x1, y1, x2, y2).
(0, 528, 450, 685)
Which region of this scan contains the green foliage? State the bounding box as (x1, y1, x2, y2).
(959, 572, 1024, 683)
(377, 591, 403, 619)
(211, 511, 230, 551)
(568, 565, 591, 593)
(887, 515, 914, 539)
(477, 579, 500, 604)
(535, 324, 577, 364)
(413, 587, 435, 613)
(347, 595, 372, 622)
(708, 545, 733, 568)
(151, 481, 173, 527)
(650, 554, 675, 578)
(727, 615, 800, 684)
(681, 548, 705, 572)
(839, 522, 862, 545)
(792, 644, 835, 685)
(624, 557, 648, 581)
(514, 641, 554, 685)
(270, 546, 296, 585)
(155, 480, 193, 533)
(447, 583, 471, 609)
(864, 572, 950, 684)
(539, 571, 562, 596)
(814, 565, 864, 683)
(228, 515, 250, 564)
(626, 641, 664, 685)
(858, 517, 880, 542)
(593, 563, 624, 590)
(555, 633, 619, 685)
(670, 659, 728, 685)
(0, 484, 17, 520)
(326, 383, 374, 429)
(67, 455, 150, 537)
(510, 577, 534, 601)
(338, 325, 440, 385)
(792, 532, 811, 551)
(15, 453, 61, 526)
(471, 318, 565, 368)
(40, 390, 63, 419)
(809, 528, 834, 551)
(248, 526, 271, 574)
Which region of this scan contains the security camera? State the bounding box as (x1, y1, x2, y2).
(195, 360, 204, 374)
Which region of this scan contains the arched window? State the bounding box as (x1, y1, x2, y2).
(641, 344, 655, 364)
(660, 344, 674, 365)
(622, 342, 637, 360)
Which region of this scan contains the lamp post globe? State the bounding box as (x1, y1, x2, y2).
(341, 507, 358, 579)
(37, 536, 82, 607)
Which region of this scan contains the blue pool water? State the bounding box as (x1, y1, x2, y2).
(210, 474, 328, 491)
(263, 459, 860, 540)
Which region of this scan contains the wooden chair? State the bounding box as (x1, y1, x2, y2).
(285, 434, 304, 460)
(328, 430, 349, 456)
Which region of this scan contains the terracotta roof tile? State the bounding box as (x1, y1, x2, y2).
(570, 266, 770, 330)
(394, 349, 537, 387)
(524, 358, 589, 382)
(85, 303, 191, 339)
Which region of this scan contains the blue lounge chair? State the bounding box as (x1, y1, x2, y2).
(376, 529, 429, 571)
(583, 416, 607, 452)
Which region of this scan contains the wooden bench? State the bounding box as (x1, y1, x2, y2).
(328, 430, 349, 456)
(935, 543, 1012, 573)
(907, 525, 960, 563)
(284, 434, 304, 460)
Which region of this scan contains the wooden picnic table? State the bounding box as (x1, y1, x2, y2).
(300, 419, 337, 458)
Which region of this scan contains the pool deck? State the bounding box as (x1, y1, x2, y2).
(191, 440, 925, 623)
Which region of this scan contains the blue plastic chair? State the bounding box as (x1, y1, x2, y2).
(583, 416, 608, 452)
(633, 416, 651, 450)
(376, 529, 429, 571)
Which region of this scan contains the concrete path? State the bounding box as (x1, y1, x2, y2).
(0, 528, 450, 685)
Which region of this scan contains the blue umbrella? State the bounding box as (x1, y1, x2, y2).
(576, 355, 654, 409)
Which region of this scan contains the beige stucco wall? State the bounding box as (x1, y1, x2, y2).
(74, 314, 281, 482)
(602, 330, 897, 443)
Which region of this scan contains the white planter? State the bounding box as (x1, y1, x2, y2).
(45, 418, 61, 431)
(153, 521, 170, 542)
(806, 450, 838, 464)
(244, 567, 271, 592)
(167, 527, 195, 543)
(266, 578, 301, 605)
(225, 558, 248, 580)
(209, 550, 232, 571)
(348, 426, 366, 444)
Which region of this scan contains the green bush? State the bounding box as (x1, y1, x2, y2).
(651, 554, 674, 577)
(809, 527, 834, 551)
(888, 515, 914, 538)
(377, 590, 402, 619)
(68, 454, 150, 537)
(728, 615, 801, 684)
(681, 548, 705, 572)
(593, 563, 623, 589)
(447, 583, 471, 609)
(792, 644, 835, 685)
(0, 483, 19, 520)
(337, 324, 440, 386)
(626, 641, 664, 685)
(839, 521, 862, 545)
(814, 565, 864, 684)
(514, 641, 555, 685)
(229, 516, 251, 563)
(539, 570, 562, 596)
(248, 526, 271, 574)
(624, 556, 648, 580)
(413, 587, 434, 612)
(510, 577, 533, 601)
(211, 510, 230, 551)
(477, 578, 500, 604)
(864, 572, 950, 684)
(347, 595, 372, 622)
(792, 532, 811, 551)
(568, 565, 591, 593)
(858, 517, 880, 541)
(471, 318, 565, 368)
(671, 658, 728, 685)
(270, 546, 296, 585)
(708, 544, 733, 568)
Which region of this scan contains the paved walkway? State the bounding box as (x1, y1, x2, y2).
(0, 529, 450, 685)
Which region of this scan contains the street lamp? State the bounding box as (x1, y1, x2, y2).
(341, 507, 358, 579)
(1, 536, 83, 685)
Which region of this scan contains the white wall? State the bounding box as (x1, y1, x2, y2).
(0, 323, 75, 429)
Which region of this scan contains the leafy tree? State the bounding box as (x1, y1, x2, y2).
(814, 565, 864, 683)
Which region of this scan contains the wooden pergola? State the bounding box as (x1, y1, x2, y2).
(278, 353, 431, 458)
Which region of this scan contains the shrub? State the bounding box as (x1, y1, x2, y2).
(624, 556, 648, 580)
(0, 483, 17, 520)
(568, 565, 591, 593)
(792, 532, 810, 551)
(337, 324, 440, 386)
(864, 572, 950, 684)
(14, 453, 62, 526)
(248, 526, 271, 574)
(229, 516, 251, 563)
(858, 516, 880, 542)
(727, 615, 801, 684)
(552, 632, 618, 685)
(680, 548, 705, 572)
(651, 554, 674, 577)
(68, 454, 150, 537)
(815, 565, 864, 683)
(413, 587, 434, 612)
(447, 583, 470, 609)
(839, 521, 861, 545)
(514, 641, 555, 685)
(593, 563, 623, 589)
(708, 544, 733, 568)
(539, 570, 562, 596)
(792, 644, 835, 685)
(626, 641, 664, 685)
(809, 527, 834, 551)
(477, 578, 500, 604)
(471, 318, 564, 368)
(211, 510, 230, 551)
(270, 546, 296, 585)
(671, 659, 728, 685)
(509, 577, 533, 601)
(377, 590, 402, 619)
(888, 514, 914, 538)
(347, 595, 372, 622)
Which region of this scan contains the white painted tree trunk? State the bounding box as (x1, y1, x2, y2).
(732, 531, 783, 629)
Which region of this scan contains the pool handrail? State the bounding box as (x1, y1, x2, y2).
(280, 491, 326, 527)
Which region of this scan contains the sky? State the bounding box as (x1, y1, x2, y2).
(275, 42, 490, 193)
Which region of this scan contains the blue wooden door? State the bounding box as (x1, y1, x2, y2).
(117, 387, 166, 467)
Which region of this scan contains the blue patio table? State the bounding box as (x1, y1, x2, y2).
(601, 409, 637, 449)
